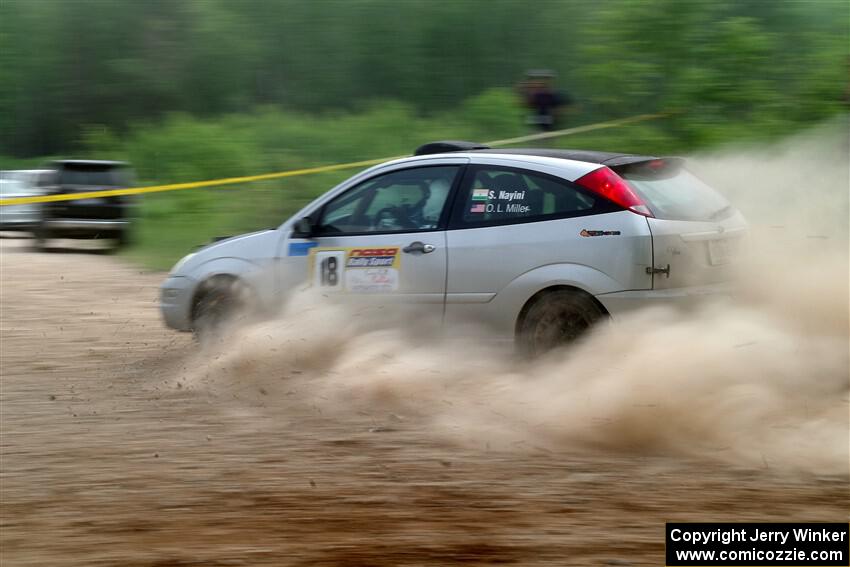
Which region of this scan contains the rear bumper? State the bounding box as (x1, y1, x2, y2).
(595, 282, 736, 319)
(160, 275, 196, 331)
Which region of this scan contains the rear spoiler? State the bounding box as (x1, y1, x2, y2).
(606, 156, 686, 178)
(602, 155, 685, 167)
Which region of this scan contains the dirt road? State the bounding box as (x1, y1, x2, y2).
(1, 237, 847, 566)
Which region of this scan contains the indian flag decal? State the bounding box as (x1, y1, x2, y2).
(472, 188, 489, 201)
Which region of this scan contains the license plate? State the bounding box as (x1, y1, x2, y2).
(708, 237, 739, 266)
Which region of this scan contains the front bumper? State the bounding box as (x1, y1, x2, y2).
(160, 275, 197, 331)
(595, 282, 736, 319)
(45, 219, 128, 231)
(0, 205, 40, 230)
(0, 219, 38, 230)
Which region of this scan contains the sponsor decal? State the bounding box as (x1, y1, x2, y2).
(345, 268, 399, 293)
(345, 247, 400, 269)
(309, 247, 401, 292)
(580, 229, 621, 237)
(288, 241, 318, 256)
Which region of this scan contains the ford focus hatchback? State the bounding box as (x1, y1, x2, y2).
(160, 142, 747, 354)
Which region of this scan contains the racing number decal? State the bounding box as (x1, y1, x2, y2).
(321, 256, 339, 286)
(310, 248, 401, 293)
(312, 250, 346, 290)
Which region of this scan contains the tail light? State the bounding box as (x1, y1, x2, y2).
(575, 166, 653, 217)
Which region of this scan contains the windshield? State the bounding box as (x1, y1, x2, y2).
(617, 165, 731, 221)
(0, 179, 26, 196)
(58, 164, 131, 187)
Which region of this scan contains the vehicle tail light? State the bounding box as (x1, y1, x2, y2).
(575, 166, 653, 217)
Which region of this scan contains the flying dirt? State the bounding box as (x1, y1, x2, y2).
(1, 120, 847, 566)
(189, 118, 849, 474)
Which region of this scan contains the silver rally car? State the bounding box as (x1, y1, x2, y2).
(160, 141, 747, 354)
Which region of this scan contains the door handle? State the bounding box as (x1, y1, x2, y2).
(402, 241, 436, 254)
(645, 264, 671, 278)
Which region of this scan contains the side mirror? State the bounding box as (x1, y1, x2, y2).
(292, 216, 314, 238)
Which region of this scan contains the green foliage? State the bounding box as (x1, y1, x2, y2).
(578, 0, 848, 134)
(2, 0, 847, 157)
(1, 0, 847, 268)
(104, 91, 532, 269)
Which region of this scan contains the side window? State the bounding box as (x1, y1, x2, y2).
(315, 165, 459, 235)
(456, 166, 600, 227)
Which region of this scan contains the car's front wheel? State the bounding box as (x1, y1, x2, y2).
(191, 276, 255, 344)
(517, 288, 605, 357)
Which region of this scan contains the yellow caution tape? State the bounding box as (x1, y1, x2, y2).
(0, 156, 400, 206)
(485, 112, 669, 146)
(0, 112, 668, 206)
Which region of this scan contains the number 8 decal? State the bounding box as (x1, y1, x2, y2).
(313, 250, 345, 290)
(321, 256, 338, 286)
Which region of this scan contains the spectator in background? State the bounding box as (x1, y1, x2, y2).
(518, 70, 573, 132)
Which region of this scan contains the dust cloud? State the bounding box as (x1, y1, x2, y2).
(186, 118, 849, 477)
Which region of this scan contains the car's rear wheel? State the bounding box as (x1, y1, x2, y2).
(517, 289, 605, 357)
(192, 276, 254, 344)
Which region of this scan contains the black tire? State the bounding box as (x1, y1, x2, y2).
(31, 224, 49, 251)
(111, 229, 132, 252)
(191, 277, 254, 343)
(517, 289, 605, 357)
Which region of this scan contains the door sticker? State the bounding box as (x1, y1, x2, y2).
(288, 241, 318, 256)
(580, 229, 621, 237)
(468, 188, 532, 214)
(310, 247, 401, 293)
(471, 189, 490, 201)
(312, 250, 346, 291)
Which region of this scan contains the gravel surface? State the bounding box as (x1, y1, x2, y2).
(1, 236, 847, 567)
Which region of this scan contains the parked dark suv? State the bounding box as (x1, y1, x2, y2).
(35, 160, 136, 250)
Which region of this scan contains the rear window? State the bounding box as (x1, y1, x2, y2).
(58, 164, 131, 187)
(617, 163, 731, 221)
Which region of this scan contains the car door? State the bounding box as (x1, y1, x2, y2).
(444, 161, 653, 336)
(295, 164, 464, 305)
